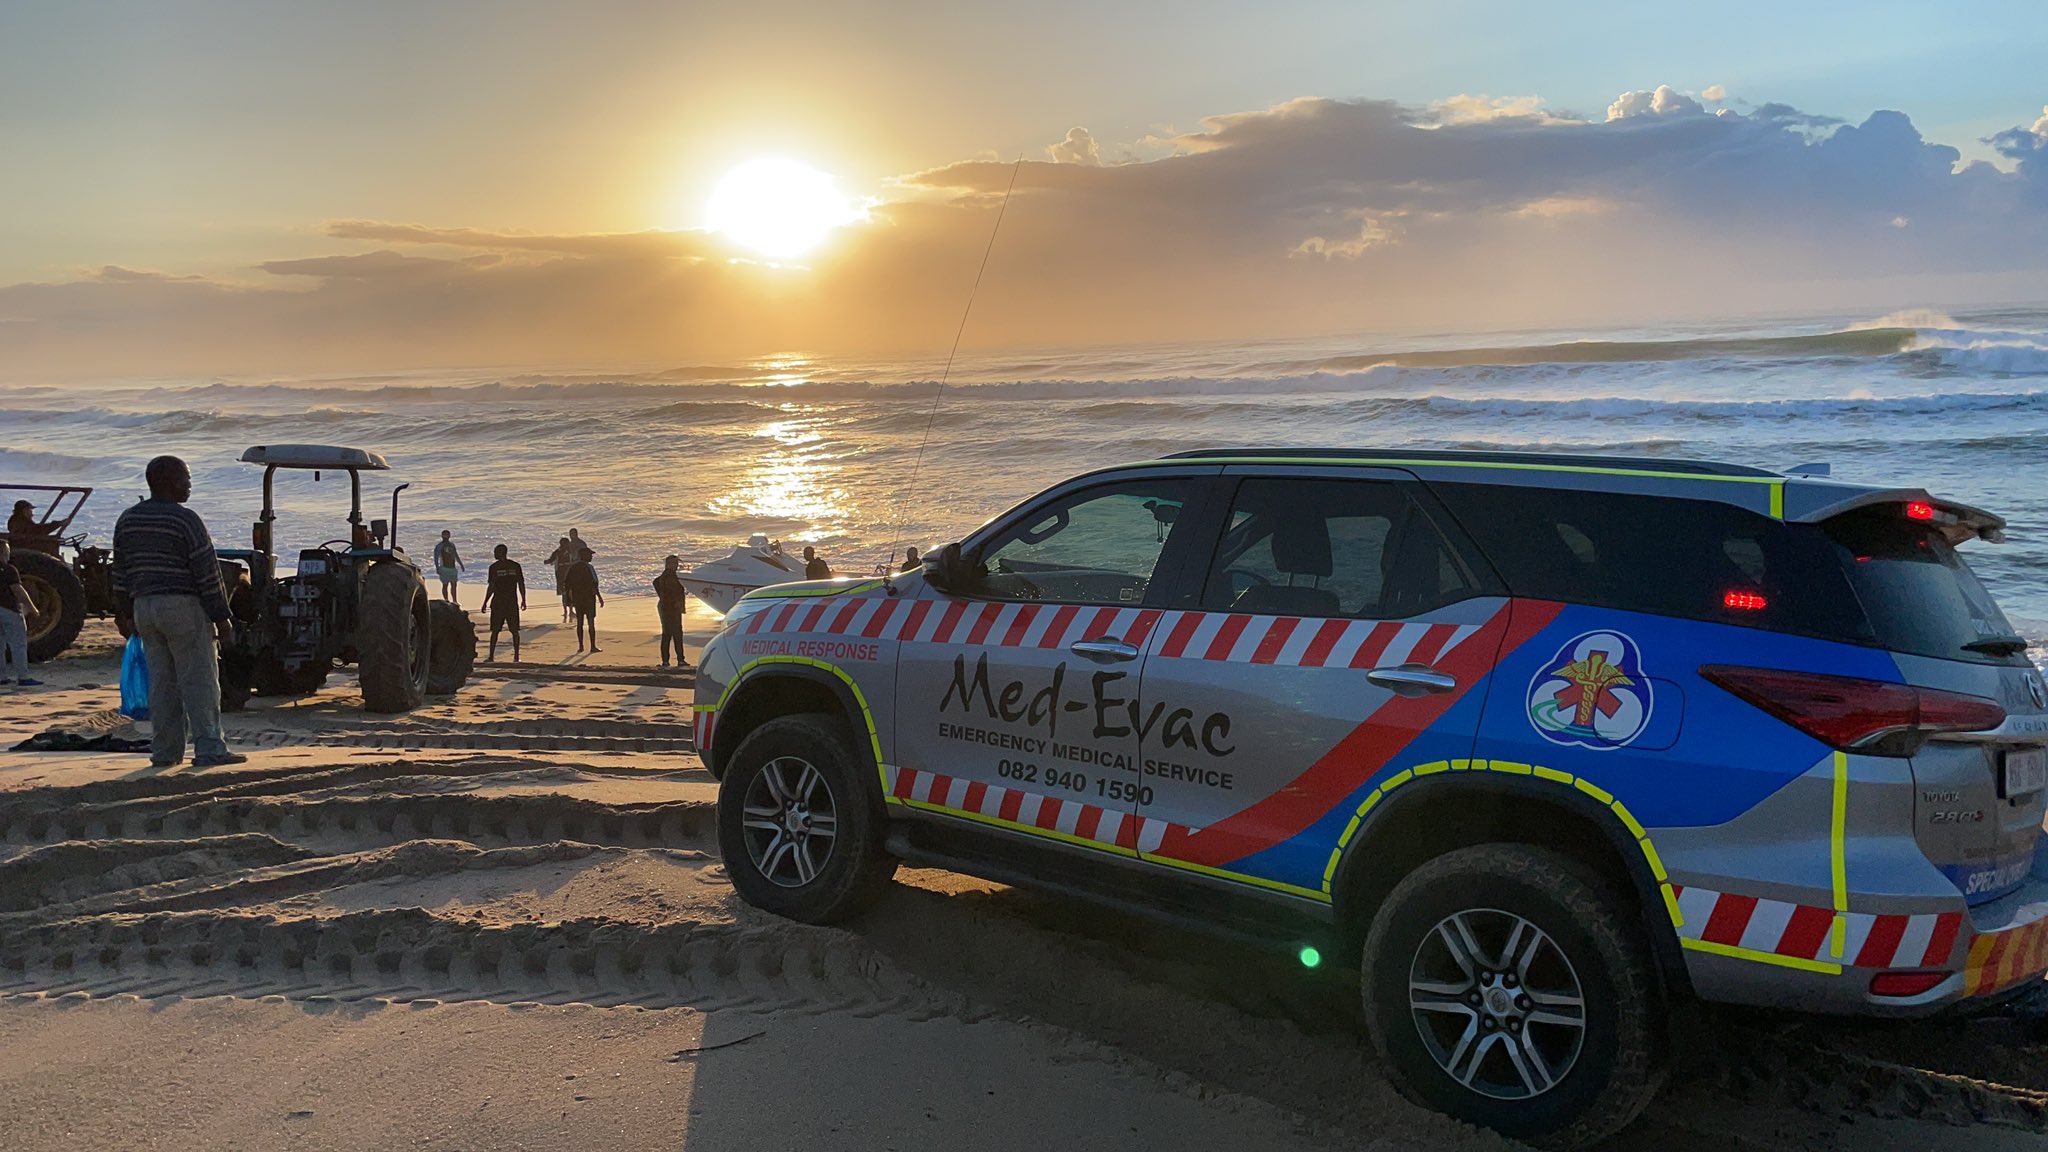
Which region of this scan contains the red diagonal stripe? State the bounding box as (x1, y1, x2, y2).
(1855, 915, 1908, 969)
(827, 600, 864, 634)
(1126, 609, 1163, 646)
(1204, 614, 1253, 661)
(1406, 623, 1457, 666)
(860, 598, 901, 638)
(892, 768, 919, 799)
(798, 602, 830, 632)
(1002, 604, 1039, 647)
(965, 602, 1004, 645)
(1922, 912, 1962, 967)
(769, 602, 801, 632)
(1037, 604, 1079, 649)
(1251, 617, 1299, 665)
(1701, 894, 1758, 947)
(1160, 612, 1203, 658)
(898, 599, 932, 641)
(1035, 798, 1065, 831)
(962, 781, 988, 814)
(1348, 622, 1399, 668)
(1075, 806, 1104, 841)
(1151, 598, 1543, 868)
(931, 600, 969, 643)
(1300, 618, 1349, 668)
(1777, 905, 1835, 959)
(998, 789, 1024, 823)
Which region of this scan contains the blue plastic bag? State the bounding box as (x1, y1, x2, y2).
(119, 634, 150, 721)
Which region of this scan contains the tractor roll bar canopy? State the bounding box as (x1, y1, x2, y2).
(239, 444, 390, 527)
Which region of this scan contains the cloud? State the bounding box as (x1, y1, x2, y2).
(1702, 84, 1727, 103)
(1606, 85, 1705, 121)
(6, 88, 2048, 377)
(86, 265, 206, 283)
(1047, 127, 1102, 166)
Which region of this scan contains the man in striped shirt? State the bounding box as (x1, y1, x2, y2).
(113, 455, 246, 768)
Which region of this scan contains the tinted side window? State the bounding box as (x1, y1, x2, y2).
(1430, 482, 1869, 641)
(1203, 478, 1476, 618)
(978, 478, 1191, 605)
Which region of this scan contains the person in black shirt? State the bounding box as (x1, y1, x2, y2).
(562, 555, 604, 653)
(8, 500, 56, 538)
(0, 540, 46, 687)
(802, 545, 831, 581)
(479, 544, 527, 663)
(652, 554, 690, 669)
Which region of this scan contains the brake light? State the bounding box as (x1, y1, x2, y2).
(1906, 501, 1937, 521)
(1722, 590, 1767, 611)
(1869, 970, 1948, 998)
(1699, 665, 2005, 755)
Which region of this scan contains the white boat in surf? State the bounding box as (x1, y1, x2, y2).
(680, 534, 801, 614)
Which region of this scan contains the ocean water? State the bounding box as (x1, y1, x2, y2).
(4, 306, 2047, 644)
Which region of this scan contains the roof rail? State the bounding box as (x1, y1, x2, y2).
(1158, 447, 1777, 478)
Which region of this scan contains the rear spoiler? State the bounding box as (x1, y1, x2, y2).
(1789, 488, 2006, 545)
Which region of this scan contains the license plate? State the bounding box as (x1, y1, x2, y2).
(2002, 747, 2048, 799)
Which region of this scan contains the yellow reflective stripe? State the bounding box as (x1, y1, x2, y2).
(739, 580, 886, 603)
(711, 656, 887, 791)
(1319, 757, 1684, 930)
(1830, 750, 1850, 958)
(1682, 936, 1843, 976)
(1769, 480, 1786, 520)
(1150, 853, 1328, 902)
(691, 704, 717, 712)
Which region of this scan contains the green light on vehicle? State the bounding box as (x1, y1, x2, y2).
(1297, 945, 1322, 969)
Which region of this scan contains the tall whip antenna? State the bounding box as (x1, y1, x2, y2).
(882, 155, 1023, 578)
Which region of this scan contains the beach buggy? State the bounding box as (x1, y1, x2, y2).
(691, 448, 2048, 1147)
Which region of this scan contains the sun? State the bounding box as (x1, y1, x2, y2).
(706, 157, 863, 259)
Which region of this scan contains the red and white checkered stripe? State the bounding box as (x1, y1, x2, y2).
(884, 764, 1189, 853)
(743, 593, 1486, 672)
(1674, 885, 1963, 968)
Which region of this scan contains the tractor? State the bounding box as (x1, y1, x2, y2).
(217, 445, 475, 713)
(0, 485, 117, 661)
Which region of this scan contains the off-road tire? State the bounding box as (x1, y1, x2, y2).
(14, 549, 85, 662)
(426, 600, 476, 695)
(1360, 844, 1666, 1149)
(358, 561, 430, 713)
(718, 714, 897, 924)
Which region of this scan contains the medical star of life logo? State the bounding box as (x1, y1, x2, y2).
(1527, 630, 1654, 751)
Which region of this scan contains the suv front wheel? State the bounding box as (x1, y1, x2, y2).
(1360, 844, 1665, 1148)
(717, 714, 898, 924)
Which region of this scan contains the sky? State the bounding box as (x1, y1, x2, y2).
(2, 0, 2046, 378)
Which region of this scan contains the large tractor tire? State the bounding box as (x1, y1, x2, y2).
(14, 549, 86, 662)
(358, 561, 430, 713)
(426, 600, 476, 696)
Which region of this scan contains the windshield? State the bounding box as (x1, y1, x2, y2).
(1820, 508, 2026, 666)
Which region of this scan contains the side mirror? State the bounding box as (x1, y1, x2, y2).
(923, 542, 986, 595)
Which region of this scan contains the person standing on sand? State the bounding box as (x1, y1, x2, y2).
(544, 536, 576, 621)
(652, 554, 690, 669)
(563, 554, 604, 653)
(568, 528, 593, 563)
(479, 544, 527, 663)
(113, 455, 245, 768)
(433, 530, 465, 606)
(803, 545, 831, 581)
(0, 540, 46, 687)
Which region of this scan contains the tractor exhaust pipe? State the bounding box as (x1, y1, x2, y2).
(389, 483, 410, 548)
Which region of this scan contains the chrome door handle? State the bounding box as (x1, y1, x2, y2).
(1367, 664, 1457, 695)
(1069, 638, 1140, 663)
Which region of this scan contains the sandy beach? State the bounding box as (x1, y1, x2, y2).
(3, 595, 2048, 1151)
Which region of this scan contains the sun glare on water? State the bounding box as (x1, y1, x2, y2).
(707, 157, 864, 259)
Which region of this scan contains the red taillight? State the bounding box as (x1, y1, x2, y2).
(1906, 500, 1937, 521)
(1869, 970, 1948, 998)
(1723, 590, 1767, 611)
(1699, 665, 2005, 754)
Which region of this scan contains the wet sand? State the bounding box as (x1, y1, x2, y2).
(3, 598, 2048, 1151)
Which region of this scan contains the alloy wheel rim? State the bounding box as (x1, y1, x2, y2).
(1408, 908, 1588, 1100)
(740, 755, 839, 888)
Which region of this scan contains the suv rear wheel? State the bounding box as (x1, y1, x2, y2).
(1360, 844, 1664, 1148)
(717, 714, 897, 923)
